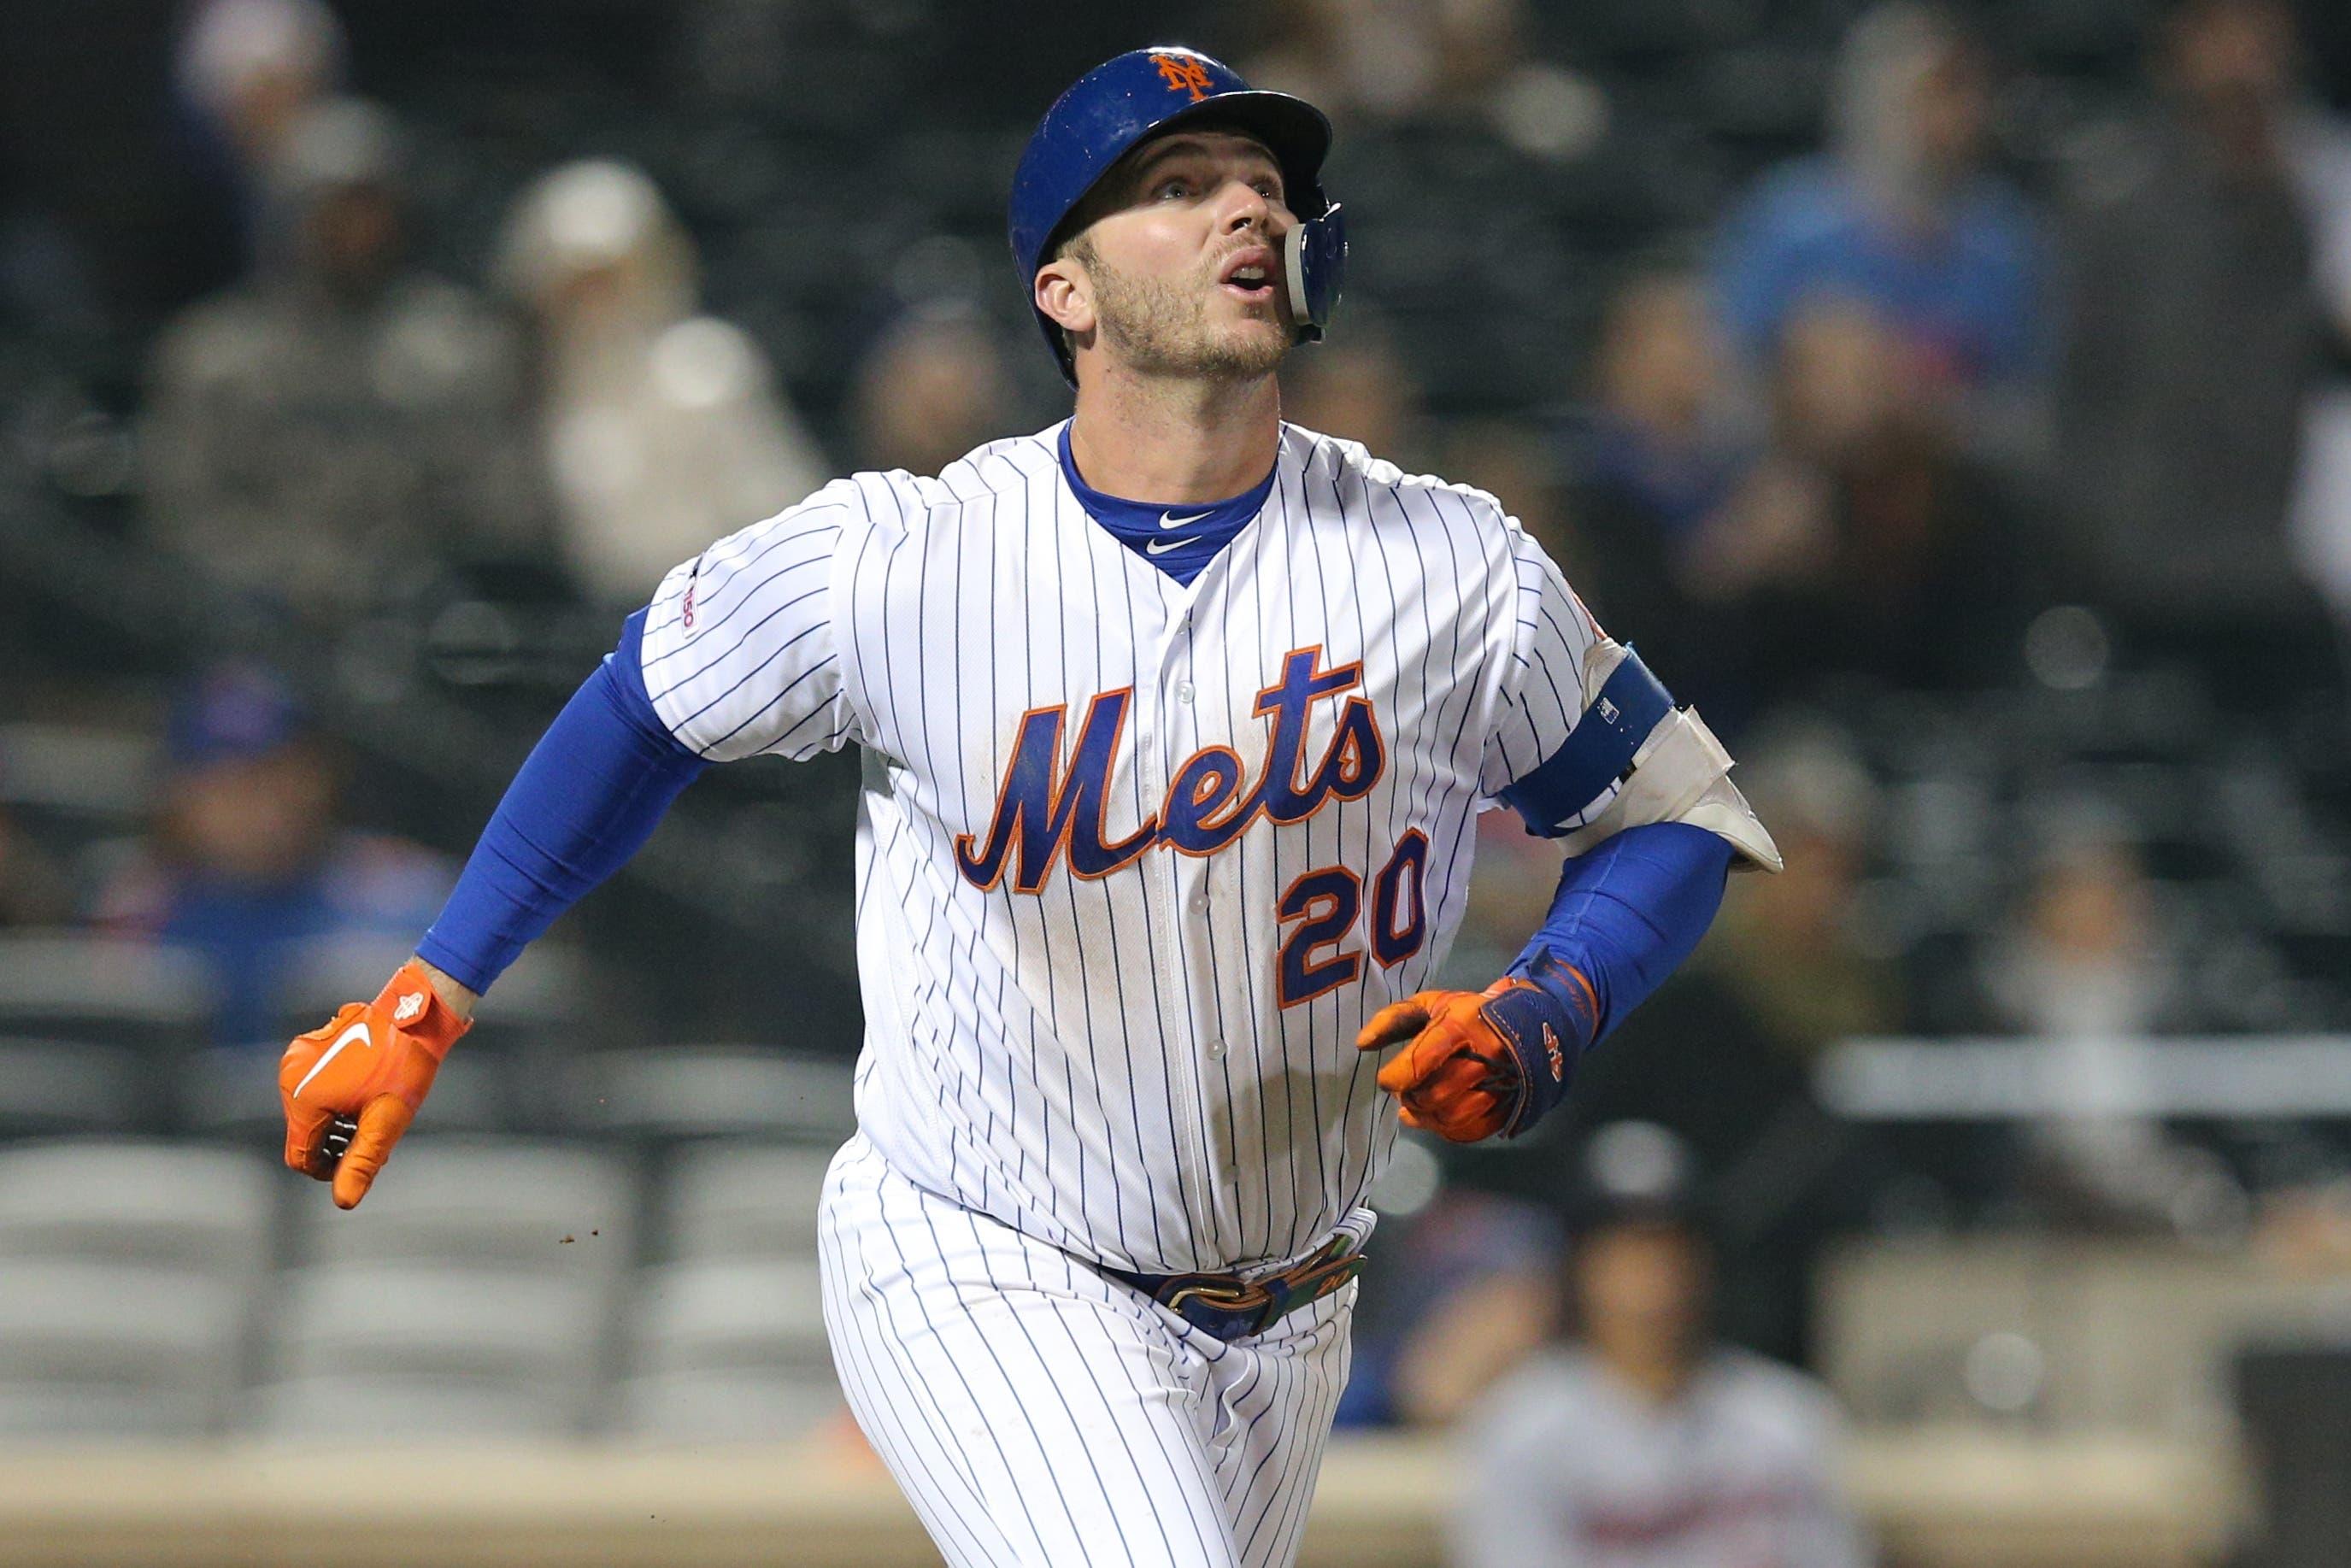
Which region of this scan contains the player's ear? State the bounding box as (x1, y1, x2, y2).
(1034, 252, 1096, 342)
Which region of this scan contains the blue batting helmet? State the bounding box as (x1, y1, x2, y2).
(1008, 45, 1348, 384)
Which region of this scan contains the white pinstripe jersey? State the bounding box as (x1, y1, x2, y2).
(639, 420, 1597, 1275)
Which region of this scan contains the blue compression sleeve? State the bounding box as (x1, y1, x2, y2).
(1508, 821, 1735, 1043)
(415, 609, 707, 993)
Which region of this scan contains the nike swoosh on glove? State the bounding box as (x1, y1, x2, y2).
(1353, 951, 1598, 1142)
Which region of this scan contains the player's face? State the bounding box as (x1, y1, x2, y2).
(167, 744, 336, 883)
(1049, 132, 1297, 381)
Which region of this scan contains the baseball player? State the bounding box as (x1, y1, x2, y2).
(279, 45, 1780, 1568)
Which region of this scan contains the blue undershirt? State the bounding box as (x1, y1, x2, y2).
(415, 608, 705, 994)
(1508, 821, 1735, 1045)
(1058, 424, 1275, 586)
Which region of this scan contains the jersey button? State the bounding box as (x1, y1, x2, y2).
(1177, 681, 1195, 703)
(1205, 1039, 1226, 1060)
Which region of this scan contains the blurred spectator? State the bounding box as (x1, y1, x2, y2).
(1988, 820, 2174, 1043)
(849, 300, 1014, 480)
(1984, 817, 2245, 1234)
(2283, 91, 2351, 355)
(1567, 274, 1751, 573)
(1572, 271, 2024, 711)
(2253, 0, 2351, 663)
(0, 805, 72, 930)
(2289, 391, 2351, 651)
(1690, 294, 2026, 696)
(1335, 1185, 1565, 1430)
(499, 160, 830, 606)
(143, 98, 544, 620)
(2055, 0, 2336, 656)
(1449, 1123, 1870, 1568)
(96, 664, 449, 1046)
(1241, 0, 1608, 161)
(1555, 270, 1759, 720)
(1685, 719, 1899, 1068)
(1713, 4, 2040, 423)
(172, 0, 347, 274)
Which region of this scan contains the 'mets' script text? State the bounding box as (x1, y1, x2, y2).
(955, 647, 1385, 896)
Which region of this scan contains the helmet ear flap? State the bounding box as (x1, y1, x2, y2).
(1283, 202, 1347, 344)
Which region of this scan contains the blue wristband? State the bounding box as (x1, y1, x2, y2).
(1478, 954, 1602, 1137)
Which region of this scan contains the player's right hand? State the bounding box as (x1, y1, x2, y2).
(279, 959, 471, 1209)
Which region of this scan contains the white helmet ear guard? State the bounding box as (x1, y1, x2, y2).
(1284, 203, 1346, 343)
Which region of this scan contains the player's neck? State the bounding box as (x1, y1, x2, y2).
(1067, 367, 1281, 503)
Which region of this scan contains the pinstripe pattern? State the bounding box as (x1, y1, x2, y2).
(638, 421, 1598, 1277)
(639, 420, 1599, 1564)
(820, 1132, 1355, 1568)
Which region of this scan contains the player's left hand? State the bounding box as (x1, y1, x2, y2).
(1354, 958, 1598, 1142)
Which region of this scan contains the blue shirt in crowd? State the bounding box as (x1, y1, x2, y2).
(1713, 156, 2042, 386)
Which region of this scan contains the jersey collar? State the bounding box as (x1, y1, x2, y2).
(1057, 423, 1278, 588)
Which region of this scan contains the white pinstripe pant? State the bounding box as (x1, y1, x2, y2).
(818, 1135, 1357, 1568)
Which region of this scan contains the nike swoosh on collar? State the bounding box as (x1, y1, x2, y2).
(1159, 509, 1213, 530)
(1144, 537, 1197, 555)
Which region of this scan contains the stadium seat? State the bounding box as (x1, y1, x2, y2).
(561, 1047, 855, 1142)
(628, 1257, 829, 1372)
(0, 1260, 247, 1437)
(0, 723, 156, 872)
(262, 1260, 608, 1434)
(0, 1038, 145, 1137)
(614, 1257, 837, 1440)
(1684, 44, 1827, 143)
(661, 1140, 837, 1261)
(0, 934, 214, 1048)
(611, 1366, 843, 1442)
(0, 722, 156, 813)
(244, 1372, 585, 1441)
(0, 1139, 274, 1281)
(293, 1137, 635, 1289)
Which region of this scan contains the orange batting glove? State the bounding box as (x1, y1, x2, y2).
(279, 959, 470, 1209)
(1355, 955, 1599, 1142)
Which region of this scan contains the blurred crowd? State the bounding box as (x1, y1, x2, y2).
(6, 0, 2351, 1560)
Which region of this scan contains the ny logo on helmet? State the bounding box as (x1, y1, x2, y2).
(1152, 52, 1215, 102)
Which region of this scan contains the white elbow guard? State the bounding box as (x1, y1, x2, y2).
(1557, 703, 1783, 871)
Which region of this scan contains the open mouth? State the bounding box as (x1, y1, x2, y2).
(1220, 249, 1276, 304)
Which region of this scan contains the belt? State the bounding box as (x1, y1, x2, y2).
(1100, 1236, 1365, 1342)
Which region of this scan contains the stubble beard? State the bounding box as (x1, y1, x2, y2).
(1077, 239, 1289, 382)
